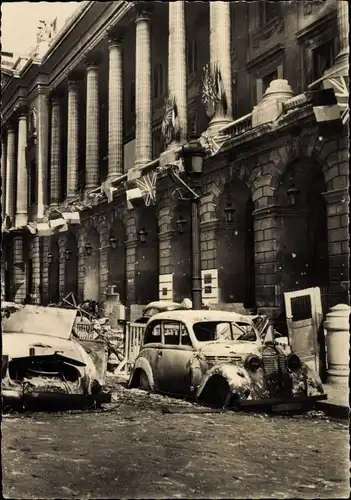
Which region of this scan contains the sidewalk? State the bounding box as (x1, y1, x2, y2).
(316, 383, 349, 419)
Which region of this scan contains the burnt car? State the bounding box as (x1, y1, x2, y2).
(2, 305, 108, 410)
(134, 300, 188, 324)
(128, 310, 327, 412)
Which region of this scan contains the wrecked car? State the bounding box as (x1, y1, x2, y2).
(2, 305, 108, 411)
(128, 310, 327, 412)
(134, 300, 189, 324)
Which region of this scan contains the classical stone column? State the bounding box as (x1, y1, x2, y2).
(85, 60, 100, 190)
(135, 7, 152, 167)
(168, 1, 187, 145)
(209, 1, 233, 131)
(50, 96, 61, 206)
(36, 87, 49, 221)
(336, 1, 349, 65)
(1, 135, 6, 221)
(108, 34, 124, 178)
(67, 79, 80, 198)
(16, 113, 28, 228)
(5, 126, 16, 224)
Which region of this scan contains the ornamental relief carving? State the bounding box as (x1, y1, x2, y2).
(251, 16, 284, 49)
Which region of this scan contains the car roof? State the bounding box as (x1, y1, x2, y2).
(146, 310, 254, 324)
(144, 301, 182, 309)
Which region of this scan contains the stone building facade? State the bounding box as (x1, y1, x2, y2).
(1, 1, 349, 323)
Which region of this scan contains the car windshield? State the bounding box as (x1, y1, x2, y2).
(193, 321, 257, 342)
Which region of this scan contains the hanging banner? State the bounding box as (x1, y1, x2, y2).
(62, 211, 81, 225)
(101, 179, 116, 204)
(134, 171, 157, 207)
(37, 222, 52, 237)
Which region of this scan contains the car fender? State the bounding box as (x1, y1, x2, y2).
(196, 363, 255, 401)
(128, 357, 155, 390)
(291, 361, 325, 397)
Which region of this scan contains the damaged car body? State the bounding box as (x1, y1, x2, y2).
(2, 305, 108, 411)
(128, 311, 327, 412)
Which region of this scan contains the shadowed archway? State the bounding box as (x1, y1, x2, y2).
(65, 232, 78, 299)
(108, 220, 126, 303)
(48, 235, 60, 304)
(217, 179, 255, 308)
(84, 228, 100, 301)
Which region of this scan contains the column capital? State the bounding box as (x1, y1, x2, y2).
(66, 70, 84, 86)
(135, 3, 153, 23)
(13, 101, 28, 119)
(50, 88, 65, 104)
(84, 52, 102, 70)
(106, 26, 125, 46)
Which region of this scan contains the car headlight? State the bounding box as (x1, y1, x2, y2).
(244, 355, 262, 372)
(286, 354, 301, 372)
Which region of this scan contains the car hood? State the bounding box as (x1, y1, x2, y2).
(198, 341, 262, 358)
(2, 305, 77, 340)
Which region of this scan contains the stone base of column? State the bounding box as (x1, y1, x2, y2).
(15, 213, 28, 228)
(207, 115, 232, 135)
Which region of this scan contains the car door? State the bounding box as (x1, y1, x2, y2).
(155, 321, 195, 396)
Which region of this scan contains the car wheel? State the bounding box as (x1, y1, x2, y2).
(139, 370, 150, 391)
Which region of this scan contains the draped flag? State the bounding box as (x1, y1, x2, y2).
(134, 171, 158, 207)
(37, 222, 52, 237)
(307, 87, 343, 137)
(162, 95, 180, 147)
(214, 63, 228, 116)
(202, 64, 217, 118)
(323, 75, 349, 125)
(101, 179, 117, 204)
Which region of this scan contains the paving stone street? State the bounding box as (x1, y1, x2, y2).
(2, 381, 349, 499)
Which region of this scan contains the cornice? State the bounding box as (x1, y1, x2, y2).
(47, 1, 134, 92)
(246, 43, 285, 74)
(296, 8, 337, 44)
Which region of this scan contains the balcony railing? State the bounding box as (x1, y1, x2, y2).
(217, 113, 253, 138)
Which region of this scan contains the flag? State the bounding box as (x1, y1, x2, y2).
(37, 222, 52, 237)
(162, 97, 173, 146)
(202, 64, 217, 118)
(307, 88, 343, 137)
(214, 64, 228, 116)
(49, 218, 66, 231)
(126, 187, 143, 210)
(171, 95, 180, 140)
(62, 212, 80, 225)
(324, 75, 349, 125)
(134, 171, 158, 207)
(101, 179, 116, 203)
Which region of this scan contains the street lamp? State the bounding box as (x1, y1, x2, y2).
(65, 249, 72, 261)
(109, 236, 118, 250)
(138, 228, 147, 244)
(85, 242, 93, 256)
(287, 185, 300, 206)
(182, 139, 206, 176)
(224, 202, 235, 223)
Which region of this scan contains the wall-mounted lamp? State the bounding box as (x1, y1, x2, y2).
(48, 253, 53, 264)
(85, 242, 93, 256)
(65, 249, 72, 261)
(224, 202, 235, 223)
(138, 228, 147, 244)
(176, 214, 187, 234)
(109, 236, 118, 250)
(286, 183, 300, 207)
(182, 138, 206, 176)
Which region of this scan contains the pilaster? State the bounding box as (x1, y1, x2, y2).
(12, 235, 26, 303)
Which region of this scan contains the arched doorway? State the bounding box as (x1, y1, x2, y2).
(172, 200, 192, 302)
(84, 228, 100, 301)
(135, 206, 158, 304)
(217, 179, 256, 308)
(65, 232, 78, 300)
(48, 235, 60, 304)
(108, 221, 126, 303)
(276, 159, 329, 301)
